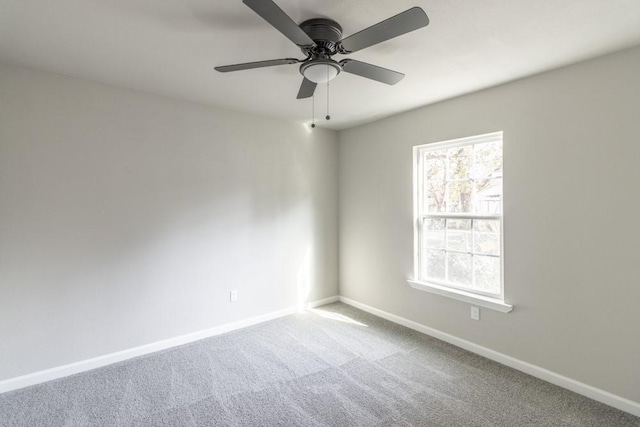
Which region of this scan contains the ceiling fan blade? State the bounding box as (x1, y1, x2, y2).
(340, 59, 404, 85)
(243, 0, 316, 47)
(339, 7, 429, 54)
(215, 58, 300, 73)
(297, 78, 317, 99)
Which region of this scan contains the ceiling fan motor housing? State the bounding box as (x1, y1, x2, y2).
(299, 18, 343, 55)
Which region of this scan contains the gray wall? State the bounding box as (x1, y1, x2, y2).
(338, 46, 640, 403)
(0, 63, 338, 381)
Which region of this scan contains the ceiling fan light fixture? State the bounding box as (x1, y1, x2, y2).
(300, 60, 341, 84)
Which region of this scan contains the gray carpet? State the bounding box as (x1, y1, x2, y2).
(1, 302, 638, 427)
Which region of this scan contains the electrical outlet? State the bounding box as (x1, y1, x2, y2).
(471, 306, 480, 321)
(230, 290, 238, 302)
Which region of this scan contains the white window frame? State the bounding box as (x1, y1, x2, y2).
(408, 131, 512, 313)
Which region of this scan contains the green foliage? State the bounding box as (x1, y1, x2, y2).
(424, 141, 502, 214)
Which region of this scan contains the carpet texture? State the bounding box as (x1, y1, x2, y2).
(1, 302, 638, 426)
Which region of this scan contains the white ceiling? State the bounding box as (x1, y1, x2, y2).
(1, 0, 640, 130)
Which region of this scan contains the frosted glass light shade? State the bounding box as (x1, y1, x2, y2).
(302, 63, 340, 84)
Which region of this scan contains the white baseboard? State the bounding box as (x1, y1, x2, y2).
(305, 295, 340, 308)
(0, 295, 339, 395)
(338, 296, 640, 418)
(5, 293, 637, 418)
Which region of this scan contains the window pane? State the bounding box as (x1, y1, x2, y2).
(473, 220, 501, 255)
(473, 255, 501, 294)
(446, 219, 471, 252)
(448, 252, 471, 285)
(474, 178, 502, 214)
(447, 180, 473, 213)
(473, 141, 502, 179)
(426, 181, 446, 213)
(424, 151, 446, 180)
(448, 146, 471, 179)
(423, 249, 445, 281)
(423, 218, 445, 249)
(424, 152, 446, 213)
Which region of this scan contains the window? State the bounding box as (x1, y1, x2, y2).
(410, 132, 511, 312)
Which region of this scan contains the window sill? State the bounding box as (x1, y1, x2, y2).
(407, 280, 513, 313)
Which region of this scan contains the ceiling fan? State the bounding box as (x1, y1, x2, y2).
(215, 0, 430, 99)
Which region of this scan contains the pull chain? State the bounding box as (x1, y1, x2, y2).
(326, 68, 331, 121)
(311, 92, 316, 128)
